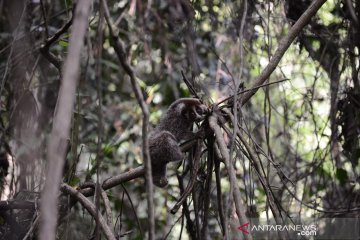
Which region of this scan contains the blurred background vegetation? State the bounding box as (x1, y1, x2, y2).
(0, 0, 359, 239)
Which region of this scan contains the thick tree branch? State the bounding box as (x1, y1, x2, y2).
(101, 166, 145, 192)
(39, 1, 92, 240)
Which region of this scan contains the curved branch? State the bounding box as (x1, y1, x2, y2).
(60, 184, 116, 240)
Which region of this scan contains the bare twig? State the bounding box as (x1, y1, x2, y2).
(214, 148, 227, 237)
(170, 139, 202, 214)
(200, 135, 214, 239)
(61, 184, 116, 240)
(42, 14, 73, 49)
(39, 1, 92, 240)
(0, 9, 70, 56)
(240, 0, 327, 105)
(217, 79, 289, 106)
(94, 4, 105, 239)
(163, 214, 183, 240)
(39, 0, 49, 38)
(181, 70, 200, 99)
(101, 1, 155, 238)
(176, 172, 197, 239)
(229, 0, 248, 178)
(40, 15, 73, 71)
(120, 183, 144, 237)
(0, 2, 27, 100)
(23, 214, 40, 240)
(101, 189, 113, 226)
(193, 186, 201, 239)
(227, 1, 248, 233)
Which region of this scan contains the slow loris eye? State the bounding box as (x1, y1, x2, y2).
(189, 110, 196, 119)
(195, 106, 204, 115)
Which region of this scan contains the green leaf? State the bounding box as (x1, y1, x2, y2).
(336, 168, 348, 186)
(59, 39, 69, 47)
(69, 176, 81, 186)
(102, 144, 114, 158)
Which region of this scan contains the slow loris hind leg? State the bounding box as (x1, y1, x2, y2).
(149, 131, 183, 187)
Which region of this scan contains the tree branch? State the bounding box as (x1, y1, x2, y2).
(240, 0, 327, 105)
(209, 113, 252, 240)
(40, 14, 73, 72)
(81, 141, 198, 197)
(39, 1, 92, 240)
(101, 1, 155, 239)
(60, 184, 116, 240)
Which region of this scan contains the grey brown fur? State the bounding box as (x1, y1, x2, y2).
(149, 98, 208, 187)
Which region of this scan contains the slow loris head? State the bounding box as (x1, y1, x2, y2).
(173, 98, 208, 122)
(155, 98, 208, 142)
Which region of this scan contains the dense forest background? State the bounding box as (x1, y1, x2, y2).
(0, 0, 359, 239)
